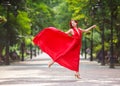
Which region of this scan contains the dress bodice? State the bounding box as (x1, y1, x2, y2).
(72, 27, 82, 39)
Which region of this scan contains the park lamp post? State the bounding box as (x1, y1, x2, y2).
(2, 0, 11, 65)
(90, 6, 95, 61)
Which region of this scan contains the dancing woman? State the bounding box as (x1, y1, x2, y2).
(33, 20, 96, 79)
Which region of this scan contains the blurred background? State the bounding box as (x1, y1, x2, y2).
(0, 0, 120, 68)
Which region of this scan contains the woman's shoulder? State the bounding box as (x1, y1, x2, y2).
(78, 27, 83, 33)
(67, 28, 73, 32)
(78, 27, 82, 30)
(65, 28, 74, 35)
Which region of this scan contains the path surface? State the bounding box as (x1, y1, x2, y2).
(0, 53, 120, 86)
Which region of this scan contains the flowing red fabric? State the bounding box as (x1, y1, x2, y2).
(33, 27, 82, 72)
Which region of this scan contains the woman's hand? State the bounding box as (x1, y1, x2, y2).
(92, 25, 96, 28)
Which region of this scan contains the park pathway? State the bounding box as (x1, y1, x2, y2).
(0, 53, 120, 86)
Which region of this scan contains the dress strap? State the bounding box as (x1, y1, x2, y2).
(73, 27, 80, 35)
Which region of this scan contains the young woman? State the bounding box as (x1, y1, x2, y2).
(33, 20, 96, 79)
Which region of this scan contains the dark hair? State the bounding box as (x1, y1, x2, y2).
(69, 20, 78, 28)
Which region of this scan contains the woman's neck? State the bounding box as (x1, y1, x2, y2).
(73, 26, 77, 28)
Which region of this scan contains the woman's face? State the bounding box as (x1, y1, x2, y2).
(71, 20, 77, 27)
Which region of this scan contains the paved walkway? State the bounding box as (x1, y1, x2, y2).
(0, 53, 120, 86)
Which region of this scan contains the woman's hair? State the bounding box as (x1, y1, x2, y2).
(69, 20, 78, 28)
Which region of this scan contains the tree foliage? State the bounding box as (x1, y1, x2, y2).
(0, 0, 120, 61)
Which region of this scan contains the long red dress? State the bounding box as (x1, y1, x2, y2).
(33, 27, 82, 72)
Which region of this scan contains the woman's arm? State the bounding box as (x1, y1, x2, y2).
(80, 25, 96, 33)
(65, 29, 74, 35)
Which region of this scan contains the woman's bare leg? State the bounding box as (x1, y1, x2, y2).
(75, 71, 80, 79)
(48, 60, 54, 68)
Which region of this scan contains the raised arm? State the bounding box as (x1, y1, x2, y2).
(80, 25, 96, 33)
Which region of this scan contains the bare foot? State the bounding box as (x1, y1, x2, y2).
(48, 61, 54, 68)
